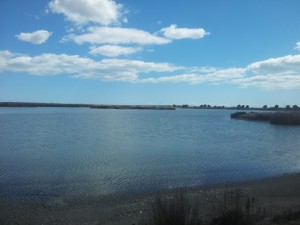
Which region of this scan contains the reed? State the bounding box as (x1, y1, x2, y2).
(138, 190, 266, 225)
(231, 111, 300, 125)
(270, 112, 300, 125)
(138, 190, 202, 225)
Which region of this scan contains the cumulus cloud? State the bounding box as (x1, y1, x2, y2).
(89, 45, 142, 57)
(232, 74, 300, 89)
(234, 54, 300, 89)
(140, 68, 245, 84)
(48, 0, 124, 26)
(1, 50, 300, 89)
(0, 50, 14, 71)
(0, 50, 180, 82)
(141, 57, 300, 89)
(295, 42, 300, 51)
(64, 26, 171, 45)
(247, 55, 300, 76)
(160, 24, 209, 40)
(16, 30, 52, 44)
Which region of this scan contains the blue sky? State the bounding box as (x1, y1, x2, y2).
(0, 0, 300, 107)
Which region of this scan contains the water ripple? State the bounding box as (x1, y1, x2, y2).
(0, 108, 300, 198)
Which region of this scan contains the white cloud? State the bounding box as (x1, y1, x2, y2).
(0, 50, 180, 82)
(138, 55, 300, 89)
(48, 0, 124, 26)
(1, 50, 300, 89)
(232, 74, 300, 89)
(160, 24, 209, 40)
(247, 55, 300, 76)
(232, 54, 300, 89)
(140, 68, 245, 84)
(16, 30, 52, 44)
(64, 26, 171, 45)
(0, 51, 14, 71)
(295, 42, 300, 51)
(89, 45, 142, 57)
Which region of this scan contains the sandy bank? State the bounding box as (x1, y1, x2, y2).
(0, 173, 299, 225)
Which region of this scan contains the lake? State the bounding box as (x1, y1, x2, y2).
(0, 107, 300, 198)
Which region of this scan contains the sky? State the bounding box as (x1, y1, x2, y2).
(0, 0, 300, 107)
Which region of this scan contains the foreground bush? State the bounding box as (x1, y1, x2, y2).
(139, 190, 202, 225)
(139, 189, 267, 225)
(272, 208, 300, 223)
(210, 190, 265, 225)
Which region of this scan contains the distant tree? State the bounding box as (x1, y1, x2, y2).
(274, 104, 279, 109)
(207, 105, 211, 108)
(293, 105, 299, 109)
(263, 105, 268, 109)
(286, 105, 291, 109)
(245, 105, 249, 109)
(236, 104, 241, 109)
(182, 104, 189, 108)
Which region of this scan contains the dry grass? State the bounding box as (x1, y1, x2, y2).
(138, 190, 202, 225)
(138, 189, 300, 225)
(209, 189, 266, 225)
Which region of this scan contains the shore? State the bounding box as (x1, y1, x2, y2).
(1, 173, 300, 225)
(231, 111, 300, 125)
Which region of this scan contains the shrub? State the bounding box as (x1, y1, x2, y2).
(272, 208, 300, 223)
(138, 190, 202, 225)
(209, 190, 265, 225)
(138, 189, 300, 225)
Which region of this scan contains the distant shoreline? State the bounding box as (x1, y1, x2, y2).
(0, 102, 175, 110)
(0, 102, 299, 111)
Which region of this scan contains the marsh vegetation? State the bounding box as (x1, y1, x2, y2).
(231, 111, 300, 125)
(138, 189, 300, 225)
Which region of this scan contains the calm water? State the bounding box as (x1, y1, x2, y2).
(1, 107, 300, 198)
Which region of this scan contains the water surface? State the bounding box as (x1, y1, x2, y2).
(0, 107, 300, 198)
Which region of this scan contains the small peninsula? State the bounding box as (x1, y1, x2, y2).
(231, 111, 300, 125)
